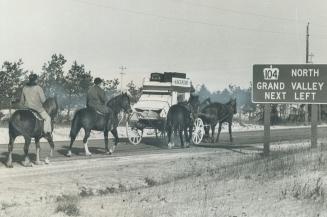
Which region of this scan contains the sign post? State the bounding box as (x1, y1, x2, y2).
(311, 104, 318, 148)
(264, 103, 271, 156)
(253, 64, 327, 154)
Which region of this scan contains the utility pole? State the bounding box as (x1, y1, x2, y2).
(305, 23, 309, 125)
(119, 66, 127, 92)
(305, 22, 318, 148)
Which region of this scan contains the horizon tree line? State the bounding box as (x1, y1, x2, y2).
(0, 54, 270, 122)
(0, 54, 141, 119)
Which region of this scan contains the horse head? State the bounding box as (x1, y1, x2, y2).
(43, 97, 59, 119)
(107, 92, 132, 114)
(121, 92, 133, 113)
(228, 98, 237, 115)
(188, 94, 200, 117)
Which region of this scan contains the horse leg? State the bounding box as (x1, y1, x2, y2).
(204, 126, 210, 140)
(66, 136, 76, 157)
(188, 124, 193, 147)
(184, 127, 189, 148)
(7, 136, 15, 168)
(35, 137, 42, 165)
(83, 129, 92, 156)
(109, 128, 119, 154)
(179, 127, 184, 148)
(215, 122, 222, 143)
(104, 130, 109, 154)
(211, 124, 216, 143)
(167, 125, 174, 149)
(23, 137, 32, 167)
(44, 133, 55, 164)
(229, 122, 233, 144)
(67, 116, 82, 157)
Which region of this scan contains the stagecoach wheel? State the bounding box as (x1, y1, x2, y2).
(126, 112, 143, 145)
(192, 118, 204, 145)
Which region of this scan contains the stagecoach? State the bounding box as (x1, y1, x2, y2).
(126, 72, 205, 145)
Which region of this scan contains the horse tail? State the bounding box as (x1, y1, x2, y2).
(70, 111, 81, 138)
(8, 111, 24, 136)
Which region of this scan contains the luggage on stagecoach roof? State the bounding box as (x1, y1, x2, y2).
(150, 72, 186, 82)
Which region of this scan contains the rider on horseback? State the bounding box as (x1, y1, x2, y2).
(20, 73, 52, 135)
(86, 77, 110, 114)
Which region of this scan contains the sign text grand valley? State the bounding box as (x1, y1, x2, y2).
(252, 64, 327, 103)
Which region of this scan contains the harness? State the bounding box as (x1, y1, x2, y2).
(199, 107, 233, 123)
(19, 109, 44, 121)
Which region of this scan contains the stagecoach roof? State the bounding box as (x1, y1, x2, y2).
(142, 78, 191, 93)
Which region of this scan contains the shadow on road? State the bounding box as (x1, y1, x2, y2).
(0, 152, 37, 166)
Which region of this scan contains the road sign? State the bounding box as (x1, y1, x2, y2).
(253, 64, 327, 103)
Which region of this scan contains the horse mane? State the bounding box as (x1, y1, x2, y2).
(106, 93, 122, 106)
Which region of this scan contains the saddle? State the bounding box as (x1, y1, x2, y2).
(19, 109, 44, 121)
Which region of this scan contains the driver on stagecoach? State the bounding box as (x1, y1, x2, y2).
(20, 73, 52, 135)
(86, 77, 110, 114)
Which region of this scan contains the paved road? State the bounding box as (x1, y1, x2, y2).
(0, 126, 326, 164)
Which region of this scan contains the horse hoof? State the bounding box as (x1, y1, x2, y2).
(35, 160, 43, 165)
(168, 143, 174, 149)
(23, 161, 33, 167)
(6, 163, 13, 168)
(44, 157, 50, 164)
(85, 152, 92, 156)
(66, 152, 72, 157)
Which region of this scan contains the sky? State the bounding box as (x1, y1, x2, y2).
(1, 0, 327, 91)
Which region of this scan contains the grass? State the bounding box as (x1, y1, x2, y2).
(55, 194, 80, 216)
(1, 202, 17, 210)
(144, 177, 158, 187)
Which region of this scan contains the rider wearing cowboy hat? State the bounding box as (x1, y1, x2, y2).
(20, 73, 52, 135)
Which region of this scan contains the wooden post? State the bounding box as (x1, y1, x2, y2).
(305, 105, 309, 125)
(264, 103, 271, 156)
(311, 104, 318, 148)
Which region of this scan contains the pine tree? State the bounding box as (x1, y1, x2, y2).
(0, 59, 27, 111)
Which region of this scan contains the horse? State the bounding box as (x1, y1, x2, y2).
(199, 98, 237, 143)
(199, 97, 211, 110)
(66, 93, 132, 157)
(7, 97, 59, 168)
(166, 95, 200, 148)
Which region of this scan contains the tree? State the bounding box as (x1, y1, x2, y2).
(197, 84, 211, 101)
(65, 61, 93, 117)
(103, 78, 120, 97)
(0, 59, 27, 111)
(39, 54, 67, 97)
(127, 81, 142, 103)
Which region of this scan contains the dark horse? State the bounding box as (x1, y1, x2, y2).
(7, 97, 59, 168)
(199, 98, 237, 143)
(66, 93, 132, 157)
(166, 95, 200, 148)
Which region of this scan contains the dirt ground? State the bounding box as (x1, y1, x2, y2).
(0, 140, 327, 217)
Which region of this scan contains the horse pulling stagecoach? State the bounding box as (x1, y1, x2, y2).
(126, 72, 205, 145)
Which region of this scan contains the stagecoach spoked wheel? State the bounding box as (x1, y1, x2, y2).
(126, 112, 143, 145)
(192, 118, 204, 145)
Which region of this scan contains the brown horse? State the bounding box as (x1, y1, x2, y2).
(199, 98, 237, 143)
(7, 97, 59, 167)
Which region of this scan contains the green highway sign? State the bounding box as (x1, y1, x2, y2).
(252, 64, 327, 104)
